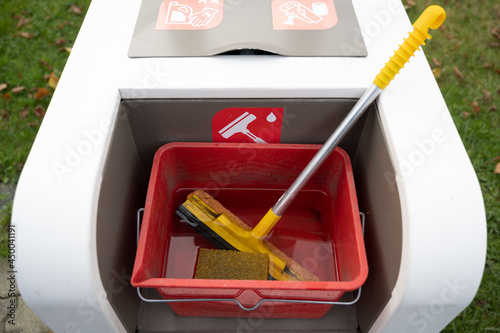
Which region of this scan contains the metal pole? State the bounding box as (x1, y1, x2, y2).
(272, 84, 382, 216)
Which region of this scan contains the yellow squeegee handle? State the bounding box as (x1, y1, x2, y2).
(252, 209, 281, 239)
(373, 5, 446, 89)
(253, 6, 446, 240)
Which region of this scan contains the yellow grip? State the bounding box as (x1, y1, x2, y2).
(373, 5, 446, 90)
(252, 209, 281, 239)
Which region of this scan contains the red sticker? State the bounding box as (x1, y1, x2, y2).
(156, 0, 224, 30)
(212, 107, 284, 143)
(272, 0, 337, 30)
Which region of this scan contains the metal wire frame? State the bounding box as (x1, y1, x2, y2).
(135, 208, 365, 311)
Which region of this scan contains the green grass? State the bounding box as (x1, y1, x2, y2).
(0, 0, 498, 330)
(407, 0, 500, 331)
(0, 200, 12, 259)
(0, 0, 91, 184)
(0, 0, 91, 265)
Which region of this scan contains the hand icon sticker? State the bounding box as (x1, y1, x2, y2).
(189, 7, 218, 27)
(156, 0, 224, 30)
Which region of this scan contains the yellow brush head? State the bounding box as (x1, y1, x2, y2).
(177, 190, 320, 281)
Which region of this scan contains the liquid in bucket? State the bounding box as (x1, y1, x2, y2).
(164, 187, 339, 282)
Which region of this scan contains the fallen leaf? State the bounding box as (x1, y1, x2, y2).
(34, 105, 46, 119)
(27, 122, 39, 127)
(16, 17, 32, 28)
(493, 27, 500, 41)
(58, 20, 71, 30)
(471, 101, 481, 114)
(483, 89, 492, 103)
(70, 4, 82, 15)
(58, 46, 72, 53)
(20, 108, 29, 118)
(15, 31, 33, 39)
(34, 87, 50, 99)
(404, 0, 416, 9)
(432, 67, 441, 79)
(489, 105, 498, 112)
(48, 72, 59, 89)
(494, 163, 500, 174)
(461, 111, 470, 119)
(52, 37, 66, 46)
(0, 109, 9, 120)
(0, 83, 7, 92)
(494, 156, 500, 162)
(454, 67, 465, 80)
(2, 93, 11, 100)
(432, 58, 441, 67)
(488, 42, 500, 48)
(11, 86, 25, 94)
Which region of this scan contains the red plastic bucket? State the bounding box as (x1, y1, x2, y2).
(131, 142, 368, 318)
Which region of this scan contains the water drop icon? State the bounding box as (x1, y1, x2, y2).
(266, 112, 277, 123)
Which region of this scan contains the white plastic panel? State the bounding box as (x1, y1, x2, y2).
(11, 0, 486, 331)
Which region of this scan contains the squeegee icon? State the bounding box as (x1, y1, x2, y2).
(219, 112, 267, 144)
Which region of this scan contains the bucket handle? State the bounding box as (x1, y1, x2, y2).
(136, 208, 365, 311)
